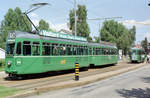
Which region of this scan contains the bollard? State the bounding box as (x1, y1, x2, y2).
(75, 63, 79, 81)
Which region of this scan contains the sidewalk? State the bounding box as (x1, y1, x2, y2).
(0, 71, 6, 78)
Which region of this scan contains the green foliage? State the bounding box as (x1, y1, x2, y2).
(69, 10, 75, 31)
(0, 59, 5, 67)
(87, 36, 93, 42)
(0, 7, 32, 49)
(94, 36, 100, 43)
(141, 37, 148, 53)
(38, 19, 49, 30)
(0, 86, 19, 98)
(100, 20, 136, 55)
(69, 5, 91, 41)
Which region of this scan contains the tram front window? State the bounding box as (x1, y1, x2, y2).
(131, 50, 136, 55)
(6, 43, 15, 55)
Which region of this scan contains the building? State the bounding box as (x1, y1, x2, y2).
(0, 48, 5, 59)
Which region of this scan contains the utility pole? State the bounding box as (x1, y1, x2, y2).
(74, 0, 77, 36)
(88, 17, 122, 42)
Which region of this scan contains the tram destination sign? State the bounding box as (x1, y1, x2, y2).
(8, 32, 16, 39)
(39, 30, 87, 41)
(7, 32, 16, 42)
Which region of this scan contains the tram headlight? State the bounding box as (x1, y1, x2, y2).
(8, 61, 11, 66)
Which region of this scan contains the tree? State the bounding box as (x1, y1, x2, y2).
(141, 37, 148, 54)
(100, 20, 136, 55)
(38, 19, 49, 30)
(69, 5, 91, 42)
(0, 7, 32, 49)
(94, 36, 100, 43)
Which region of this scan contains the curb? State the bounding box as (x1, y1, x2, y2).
(6, 63, 146, 98)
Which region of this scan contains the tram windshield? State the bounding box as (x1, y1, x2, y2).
(131, 50, 136, 54)
(6, 43, 15, 55)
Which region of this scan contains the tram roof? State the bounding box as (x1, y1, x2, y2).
(13, 31, 117, 48)
(131, 47, 142, 50)
(14, 31, 87, 44)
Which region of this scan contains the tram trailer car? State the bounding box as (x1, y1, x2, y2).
(5, 31, 118, 76)
(129, 48, 144, 63)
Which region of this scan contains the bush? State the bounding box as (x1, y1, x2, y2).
(0, 59, 5, 67)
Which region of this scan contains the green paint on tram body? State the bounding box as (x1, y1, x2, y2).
(5, 31, 118, 75)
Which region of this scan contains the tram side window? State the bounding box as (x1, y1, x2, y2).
(73, 46, 77, 55)
(60, 45, 66, 55)
(109, 49, 111, 55)
(80, 47, 84, 55)
(110, 49, 112, 55)
(42, 43, 51, 55)
(93, 48, 95, 55)
(89, 48, 92, 55)
(113, 49, 115, 55)
(101, 48, 103, 55)
(85, 47, 88, 55)
(77, 46, 81, 55)
(96, 48, 98, 55)
(16, 42, 21, 55)
(52, 44, 58, 55)
(32, 42, 40, 56)
(139, 50, 142, 55)
(115, 49, 118, 55)
(99, 48, 101, 55)
(23, 41, 31, 55)
(106, 49, 109, 55)
(103, 48, 106, 55)
(67, 45, 72, 55)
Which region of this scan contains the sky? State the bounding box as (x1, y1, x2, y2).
(0, 0, 150, 43)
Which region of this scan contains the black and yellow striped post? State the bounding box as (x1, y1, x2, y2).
(75, 63, 79, 81)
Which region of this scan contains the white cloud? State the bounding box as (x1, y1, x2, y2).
(123, 19, 150, 25)
(48, 21, 70, 32)
(30, 18, 70, 31)
(120, 19, 150, 28)
(30, 12, 39, 18)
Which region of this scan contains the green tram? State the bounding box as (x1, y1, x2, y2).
(5, 31, 118, 77)
(129, 48, 145, 63)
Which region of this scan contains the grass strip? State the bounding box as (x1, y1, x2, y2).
(0, 86, 19, 98)
(0, 66, 4, 72)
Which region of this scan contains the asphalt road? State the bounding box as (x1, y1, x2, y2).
(27, 63, 150, 98)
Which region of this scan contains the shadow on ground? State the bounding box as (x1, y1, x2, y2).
(141, 77, 150, 83)
(116, 88, 150, 98)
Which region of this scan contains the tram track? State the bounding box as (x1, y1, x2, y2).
(0, 62, 143, 91)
